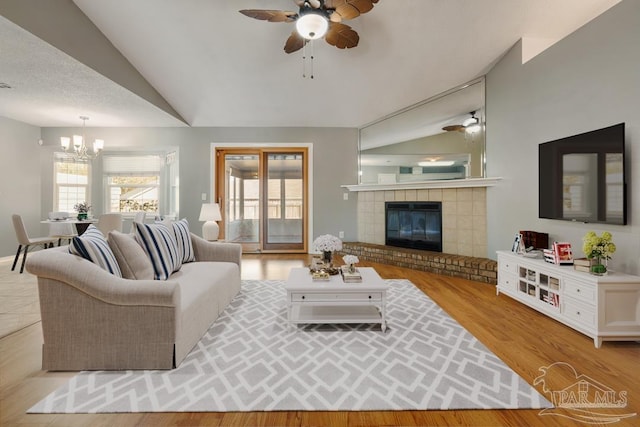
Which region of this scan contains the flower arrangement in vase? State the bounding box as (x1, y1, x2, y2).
(313, 234, 343, 265)
(582, 231, 616, 275)
(342, 254, 359, 273)
(74, 202, 91, 220)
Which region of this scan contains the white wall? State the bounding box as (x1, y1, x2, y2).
(0, 117, 42, 258)
(28, 126, 359, 256)
(486, 0, 640, 274)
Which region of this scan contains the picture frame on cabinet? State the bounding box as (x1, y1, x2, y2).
(511, 233, 525, 253)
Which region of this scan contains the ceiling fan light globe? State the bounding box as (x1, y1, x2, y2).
(462, 117, 476, 127)
(296, 13, 328, 40)
(465, 122, 482, 134)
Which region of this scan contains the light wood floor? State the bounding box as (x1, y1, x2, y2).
(1, 254, 638, 427)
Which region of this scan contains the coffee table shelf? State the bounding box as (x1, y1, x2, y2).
(284, 267, 387, 331)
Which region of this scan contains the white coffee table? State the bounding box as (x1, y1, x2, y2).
(284, 267, 387, 331)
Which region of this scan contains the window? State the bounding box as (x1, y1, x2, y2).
(107, 175, 159, 213)
(103, 153, 177, 217)
(54, 153, 90, 212)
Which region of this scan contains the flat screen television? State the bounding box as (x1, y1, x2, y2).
(538, 123, 626, 225)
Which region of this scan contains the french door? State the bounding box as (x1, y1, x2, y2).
(215, 148, 308, 253)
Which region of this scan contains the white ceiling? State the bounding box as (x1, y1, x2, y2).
(0, 0, 620, 128)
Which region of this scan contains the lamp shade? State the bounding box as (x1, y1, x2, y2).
(199, 203, 222, 221)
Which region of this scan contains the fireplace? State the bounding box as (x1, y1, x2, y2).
(385, 202, 442, 252)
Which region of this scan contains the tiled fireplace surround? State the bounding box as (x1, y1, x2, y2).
(345, 186, 497, 284)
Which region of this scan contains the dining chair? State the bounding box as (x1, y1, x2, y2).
(97, 213, 123, 236)
(47, 211, 77, 245)
(11, 214, 58, 273)
(130, 211, 147, 233)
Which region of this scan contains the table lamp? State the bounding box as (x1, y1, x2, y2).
(199, 203, 222, 241)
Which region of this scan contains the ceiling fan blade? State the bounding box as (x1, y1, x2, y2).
(329, 11, 342, 23)
(324, 22, 359, 49)
(325, 0, 378, 20)
(284, 31, 306, 54)
(239, 9, 297, 23)
(442, 125, 465, 132)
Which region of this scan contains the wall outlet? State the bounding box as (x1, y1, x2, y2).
(343, 193, 349, 200)
(201, 193, 207, 201)
(339, 231, 344, 238)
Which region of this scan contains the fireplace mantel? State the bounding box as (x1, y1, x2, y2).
(342, 177, 501, 192)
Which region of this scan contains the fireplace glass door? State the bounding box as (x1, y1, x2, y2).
(386, 202, 442, 252)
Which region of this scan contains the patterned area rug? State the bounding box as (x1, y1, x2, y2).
(29, 279, 551, 413)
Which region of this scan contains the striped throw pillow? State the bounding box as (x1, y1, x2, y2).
(172, 218, 196, 263)
(134, 222, 181, 280)
(69, 225, 122, 277)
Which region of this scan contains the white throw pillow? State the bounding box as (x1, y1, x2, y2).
(172, 218, 196, 264)
(69, 225, 122, 277)
(134, 222, 181, 280)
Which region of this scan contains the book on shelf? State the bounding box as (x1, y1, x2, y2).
(553, 242, 574, 264)
(573, 258, 590, 272)
(574, 258, 590, 267)
(340, 265, 362, 283)
(542, 292, 560, 307)
(543, 249, 556, 264)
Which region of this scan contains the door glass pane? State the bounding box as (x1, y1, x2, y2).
(266, 153, 303, 244)
(224, 154, 259, 243)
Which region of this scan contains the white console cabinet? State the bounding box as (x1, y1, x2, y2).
(496, 250, 640, 348)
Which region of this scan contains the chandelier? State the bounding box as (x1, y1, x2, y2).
(60, 116, 104, 161)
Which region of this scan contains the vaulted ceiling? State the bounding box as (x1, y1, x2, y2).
(0, 0, 620, 128)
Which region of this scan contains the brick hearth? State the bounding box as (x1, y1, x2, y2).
(338, 242, 497, 285)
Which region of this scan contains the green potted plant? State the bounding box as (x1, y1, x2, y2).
(74, 202, 91, 221)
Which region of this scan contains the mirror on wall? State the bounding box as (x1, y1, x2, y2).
(359, 78, 485, 184)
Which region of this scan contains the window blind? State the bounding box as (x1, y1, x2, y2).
(103, 154, 162, 174)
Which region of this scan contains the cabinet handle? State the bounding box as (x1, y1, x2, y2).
(577, 289, 581, 293)
(301, 295, 305, 300)
(576, 311, 581, 315)
(368, 295, 372, 299)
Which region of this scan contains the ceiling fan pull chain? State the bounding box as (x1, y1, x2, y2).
(310, 40, 315, 79)
(302, 41, 307, 78)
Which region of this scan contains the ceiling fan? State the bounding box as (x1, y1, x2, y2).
(240, 0, 380, 54)
(442, 111, 482, 134)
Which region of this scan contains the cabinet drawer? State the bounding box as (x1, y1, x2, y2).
(498, 272, 517, 292)
(498, 257, 517, 275)
(291, 292, 382, 302)
(563, 298, 596, 327)
(564, 279, 596, 305)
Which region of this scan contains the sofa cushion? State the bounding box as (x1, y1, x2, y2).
(134, 222, 181, 280)
(172, 218, 196, 264)
(108, 230, 154, 280)
(69, 225, 122, 277)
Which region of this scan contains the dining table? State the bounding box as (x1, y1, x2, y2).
(41, 218, 99, 235)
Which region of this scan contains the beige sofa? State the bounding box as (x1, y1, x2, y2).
(26, 233, 241, 371)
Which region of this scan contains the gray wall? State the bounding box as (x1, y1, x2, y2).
(23, 126, 358, 256)
(0, 116, 42, 258)
(486, 0, 640, 274)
